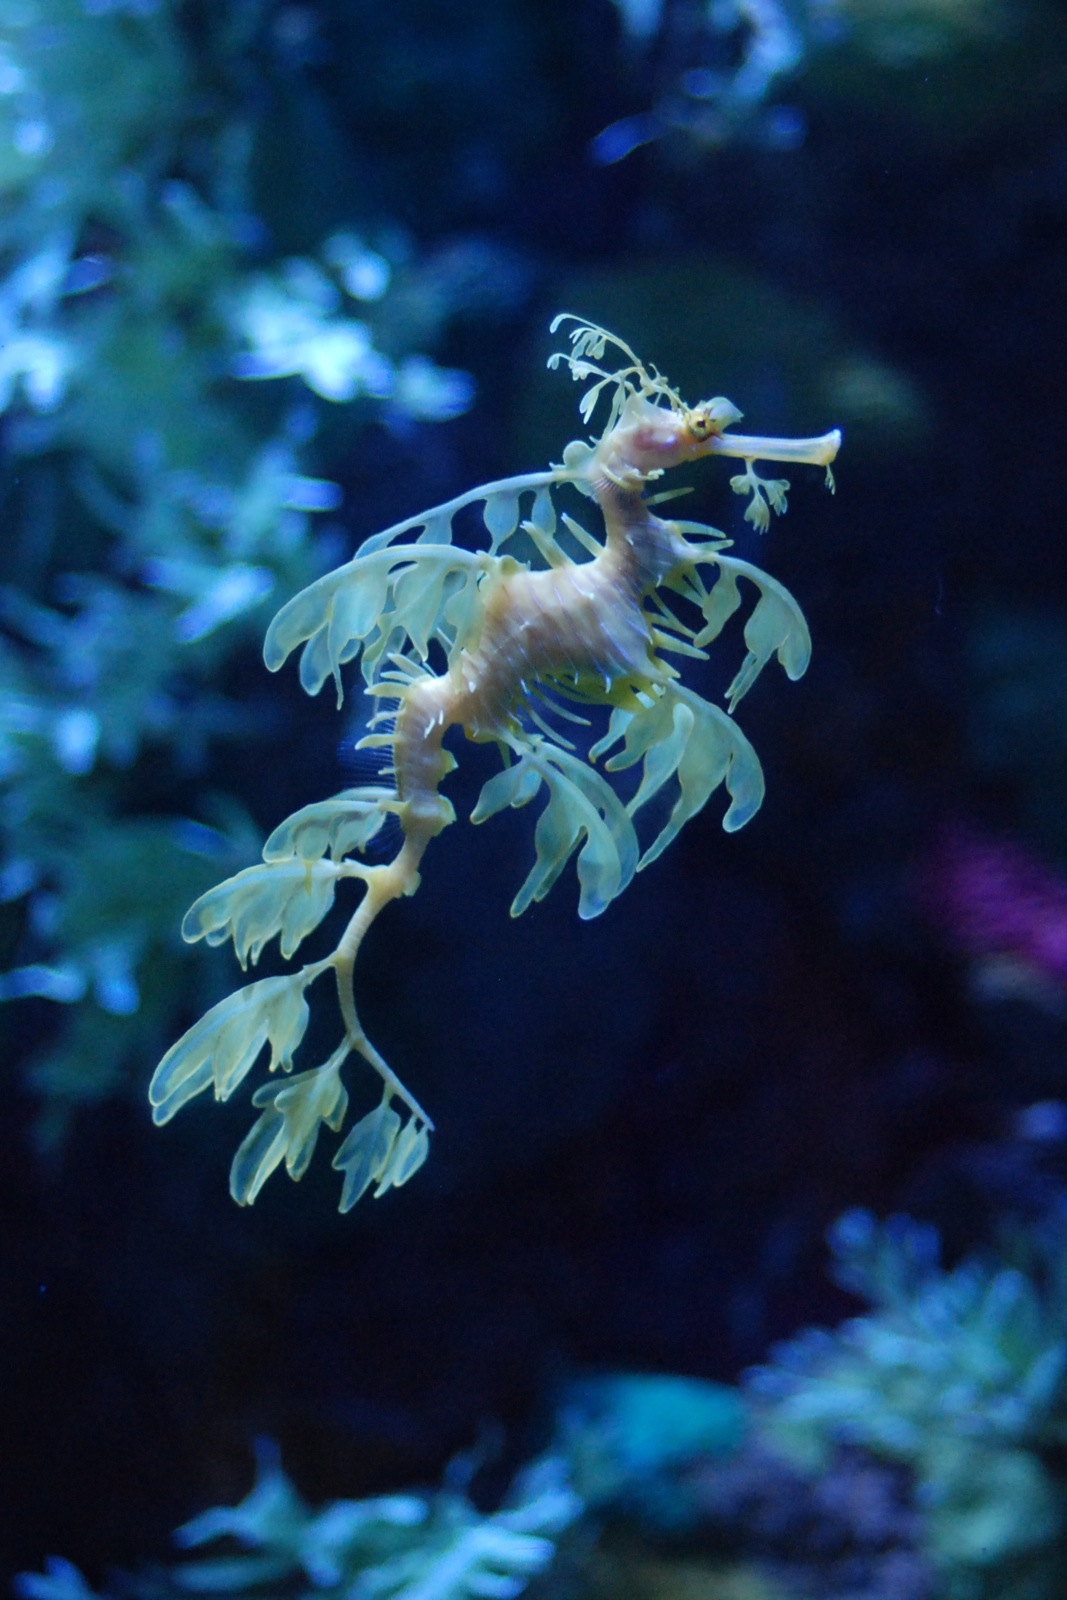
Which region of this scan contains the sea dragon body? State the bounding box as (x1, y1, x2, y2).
(150, 317, 840, 1211)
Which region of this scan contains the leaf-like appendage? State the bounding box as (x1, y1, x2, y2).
(149, 973, 310, 1123)
(529, 485, 556, 536)
(263, 471, 580, 706)
(325, 564, 393, 670)
(685, 563, 743, 647)
(264, 546, 483, 704)
(263, 565, 349, 675)
(182, 860, 339, 967)
(730, 463, 791, 531)
(331, 1101, 430, 1210)
(597, 683, 765, 863)
(230, 1055, 349, 1205)
(442, 567, 485, 656)
(483, 489, 522, 551)
(389, 559, 459, 660)
(690, 554, 810, 708)
(332, 1100, 402, 1211)
(415, 511, 453, 544)
(263, 787, 397, 863)
(356, 470, 559, 557)
(380, 1119, 430, 1191)
(360, 553, 490, 683)
(542, 747, 639, 918)
(728, 572, 811, 708)
(262, 555, 400, 701)
(470, 758, 544, 823)
(474, 742, 639, 920)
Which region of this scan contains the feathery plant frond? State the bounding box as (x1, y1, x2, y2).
(16, 1443, 581, 1600)
(748, 1210, 1067, 1597)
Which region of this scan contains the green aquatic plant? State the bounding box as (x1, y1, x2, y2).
(17, 1443, 580, 1600)
(749, 1209, 1067, 1598)
(151, 316, 840, 1209)
(0, 1, 484, 1145)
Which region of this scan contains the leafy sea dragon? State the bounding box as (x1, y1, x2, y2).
(150, 317, 840, 1210)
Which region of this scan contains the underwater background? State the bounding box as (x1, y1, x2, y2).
(4, 2, 1067, 1597)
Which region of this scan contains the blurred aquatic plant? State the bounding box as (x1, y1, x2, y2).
(596, 0, 806, 163)
(0, 0, 478, 1148)
(598, 0, 1057, 161)
(16, 1442, 580, 1600)
(560, 1371, 745, 1529)
(747, 1209, 1067, 1598)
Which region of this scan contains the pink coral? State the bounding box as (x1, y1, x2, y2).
(924, 828, 1067, 996)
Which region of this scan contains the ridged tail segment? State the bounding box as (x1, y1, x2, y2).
(385, 675, 457, 855)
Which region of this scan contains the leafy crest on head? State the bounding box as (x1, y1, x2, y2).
(548, 314, 688, 430)
(548, 313, 742, 444)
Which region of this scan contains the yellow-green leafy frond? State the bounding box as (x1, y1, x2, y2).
(263, 787, 398, 863)
(230, 1050, 349, 1206)
(149, 972, 311, 1124)
(181, 859, 340, 967)
(472, 739, 639, 920)
(356, 472, 560, 557)
(548, 313, 684, 430)
(667, 542, 811, 710)
(331, 1098, 430, 1212)
(591, 683, 765, 866)
(262, 476, 570, 706)
(263, 544, 484, 705)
